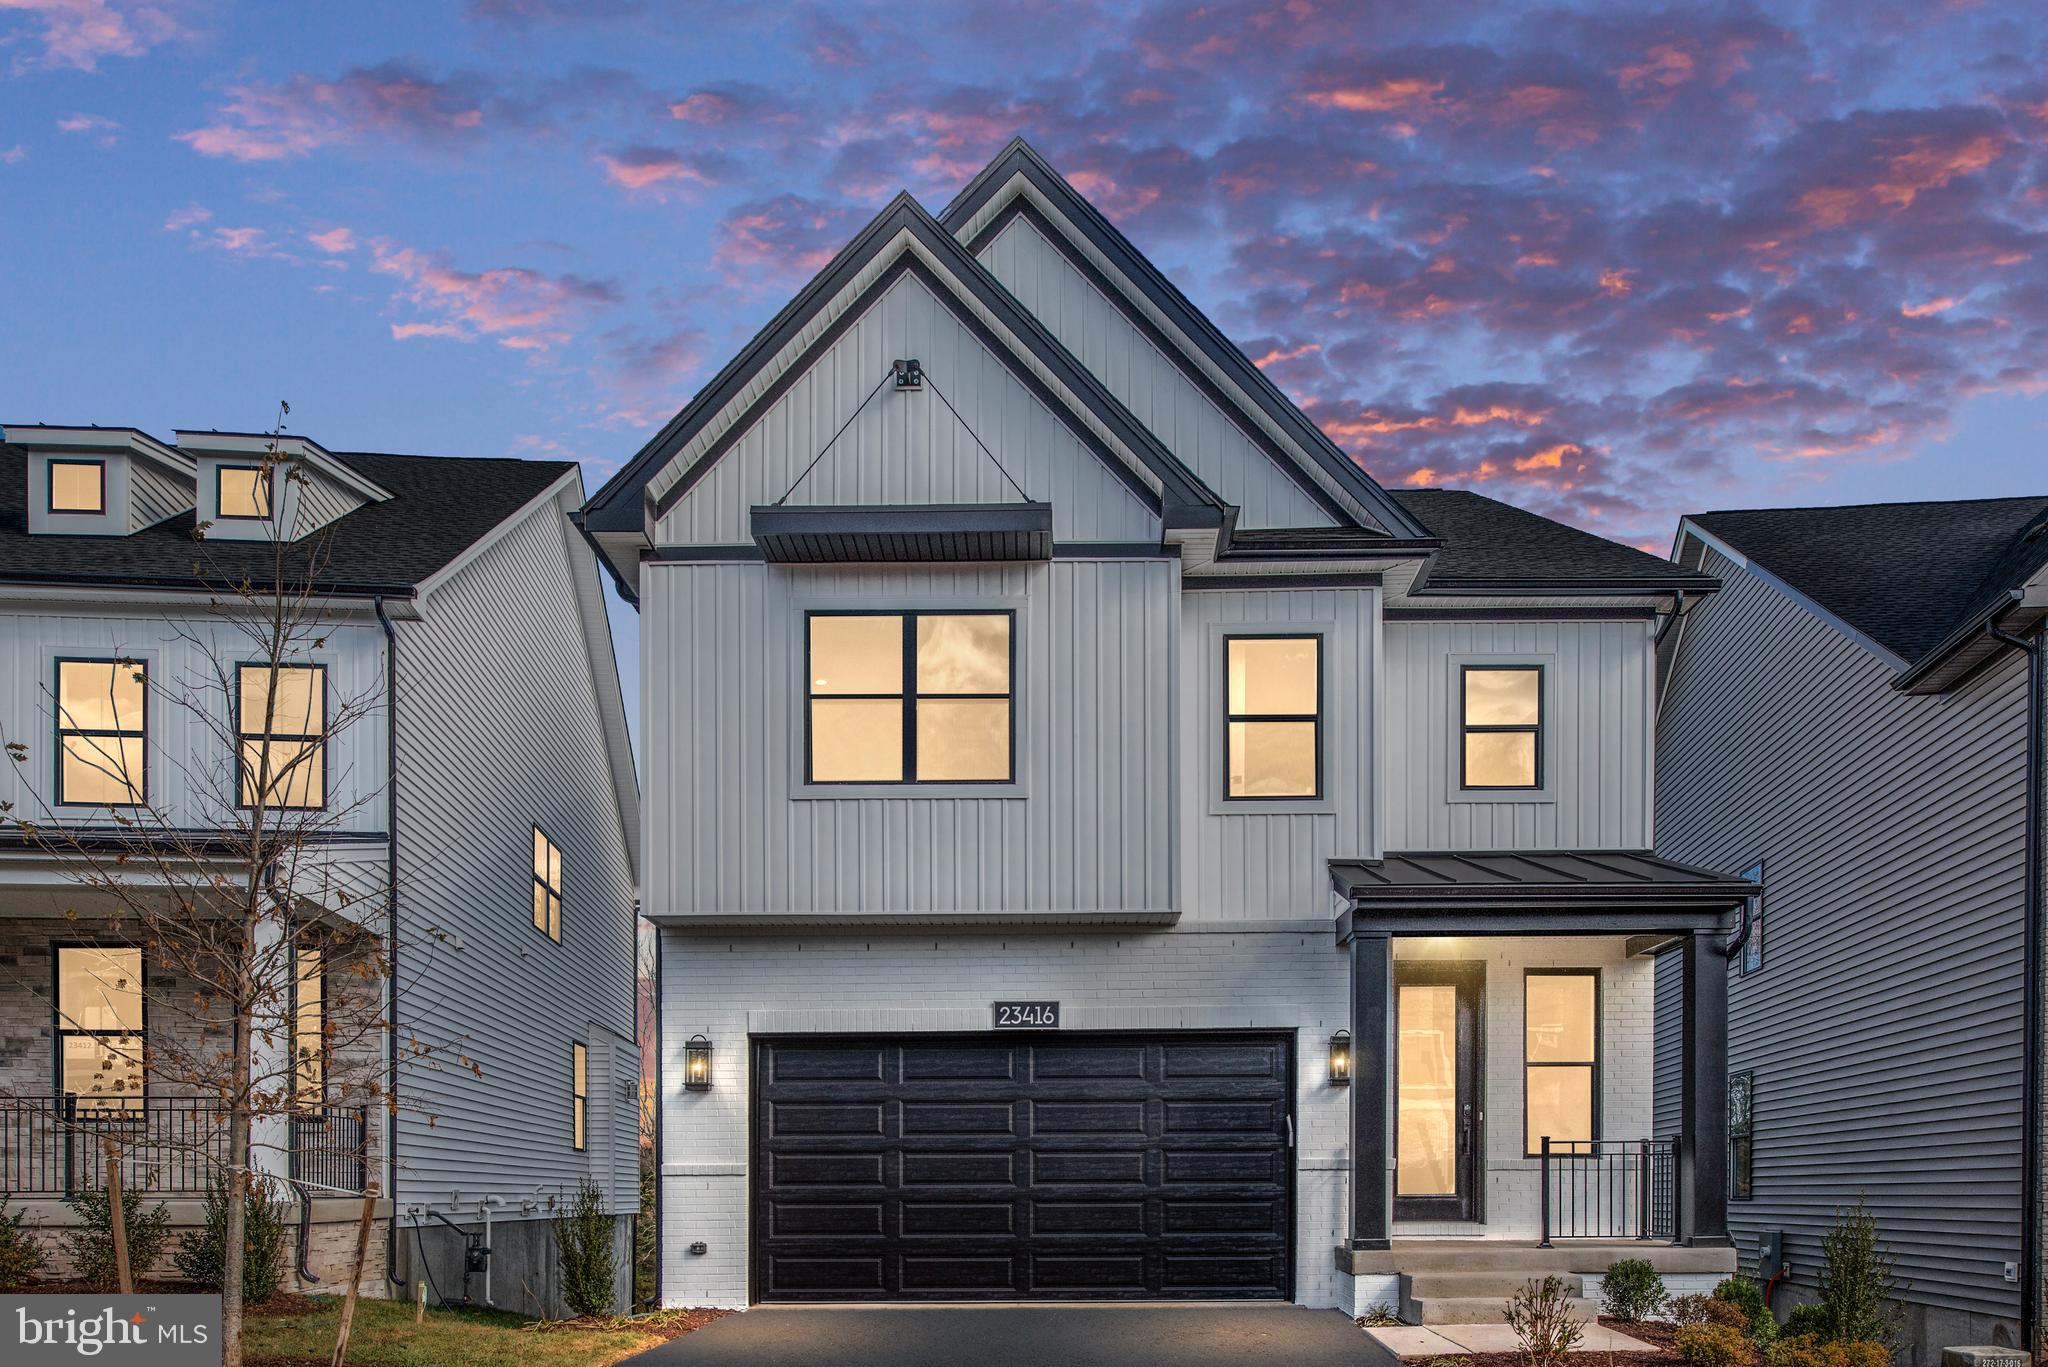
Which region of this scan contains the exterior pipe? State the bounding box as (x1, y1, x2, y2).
(374, 596, 406, 1291)
(1992, 623, 2043, 1359)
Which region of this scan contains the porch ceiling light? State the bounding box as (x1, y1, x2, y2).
(685, 1034, 714, 1092)
(1329, 1029, 1352, 1087)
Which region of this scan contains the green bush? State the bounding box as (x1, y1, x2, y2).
(1782, 1303, 1830, 1339)
(553, 1180, 617, 1318)
(61, 1186, 172, 1288)
(1505, 1275, 1586, 1367)
(172, 1172, 289, 1304)
(1601, 1258, 1667, 1321)
(1677, 1322, 1755, 1367)
(0, 1197, 49, 1290)
(633, 1164, 658, 1311)
(1670, 1293, 1747, 1329)
(1816, 1201, 1904, 1351)
(1716, 1276, 1778, 1344)
(1766, 1333, 1889, 1367)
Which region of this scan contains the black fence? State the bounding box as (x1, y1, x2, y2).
(1, 1097, 368, 1197)
(288, 1107, 369, 1193)
(1537, 1135, 1679, 1244)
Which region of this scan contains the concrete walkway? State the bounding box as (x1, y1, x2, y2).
(624, 1304, 1387, 1367)
(1363, 1321, 1659, 1364)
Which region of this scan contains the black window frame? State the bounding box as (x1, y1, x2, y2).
(1522, 966, 1600, 1158)
(53, 656, 148, 808)
(1737, 861, 1764, 975)
(47, 458, 107, 515)
(532, 824, 564, 944)
(234, 661, 330, 812)
(52, 941, 147, 1115)
(1460, 663, 1545, 791)
(1729, 1069, 1754, 1201)
(293, 943, 327, 1110)
(571, 1041, 588, 1152)
(214, 463, 274, 522)
(1221, 632, 1325, 802)
(803, 609, 1017, 786)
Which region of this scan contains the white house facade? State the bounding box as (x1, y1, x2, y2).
(584, 142, 1747, 1316)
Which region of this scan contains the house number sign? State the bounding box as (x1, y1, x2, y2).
(993, 1001, 1059, 1029)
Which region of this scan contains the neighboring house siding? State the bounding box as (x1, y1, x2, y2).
(1383, 618, 1654, 851)
(654, 269, 1158, 546)
(392, 493, 639, 1214)
(641, 557, 1176, 920)
(1653, 946, 1683, 1140)
(975, 212, 1338, 531)
(1655, 545, 2028, 1318)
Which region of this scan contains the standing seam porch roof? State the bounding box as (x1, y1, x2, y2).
(1331, 849, 1758, 905)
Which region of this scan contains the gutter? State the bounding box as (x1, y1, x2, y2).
(1991, 622, 2044, 1357)
(374, 596, 406, 1292)
(1895, 588, 2025, 692)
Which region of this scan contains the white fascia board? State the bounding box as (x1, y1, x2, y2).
(6, 425, 196, 476)
(173, 431, 395, 502)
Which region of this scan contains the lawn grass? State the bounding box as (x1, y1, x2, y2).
(244, 1295, 715, 1367)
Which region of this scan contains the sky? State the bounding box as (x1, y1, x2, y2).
(4, 0, 2047, 737)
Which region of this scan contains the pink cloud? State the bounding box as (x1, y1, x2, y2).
(1, 0, 190, 73)
(55, 112, 120, 146)
(369, 238, 620, 349)
(597, 145, 726, 197)
(176, 62, 499, 163)
(161, 202, 209, 231)
(0, 145, 27, 165)
(306, 226, 357, 254)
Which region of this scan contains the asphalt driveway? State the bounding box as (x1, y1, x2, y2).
(624, 1304, 1382, 1367)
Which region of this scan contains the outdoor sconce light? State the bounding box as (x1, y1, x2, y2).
(1329, 1029, 1352, 1086)
(684, 1035, 713, 1092)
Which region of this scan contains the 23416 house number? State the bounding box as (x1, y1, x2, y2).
(993, 1001, 1059, 1029)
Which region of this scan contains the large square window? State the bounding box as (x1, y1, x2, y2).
(216, 465, 273, 520)
(806, 612, 1013, 784)
(49, 460, 106, 514)
(1225, 635, 1321, 799)
(1525, 970, 1598, 1155)
(1463, 665, 1543, 789)
(55, 658, 146, 806)
(237, 663, 326, 809)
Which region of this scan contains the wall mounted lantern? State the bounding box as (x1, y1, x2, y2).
(1329, 1029, 1352, 1086)
(684, 1034, 714, 1092)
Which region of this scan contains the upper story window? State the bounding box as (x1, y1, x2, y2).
(1525, 969, 1598, 1155)
(1728, 1070, 1754, 1200)
(571, 1041, 589, 1151)
(56, 945, 144, 1112)
(216, 464, 273, 520)
(1462, 665, 1543, 790)
(48, 460, 106, 514)
(1224, 635, 1321, 799)
(237, 663, 326, 809)
(806, 612, 1013, 784)
(55, 658, 146, 807)
(533, 826, 563, 942)
(294, 947, 325, 1107)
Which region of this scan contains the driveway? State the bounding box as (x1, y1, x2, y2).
(625, 1304, 1382, 1367)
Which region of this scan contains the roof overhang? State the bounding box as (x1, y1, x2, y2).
(751, 502, 1054, 563)
(173, 431, 395, 503)
(1893, 586, 2048, 694)
(3, 424, 196, 477)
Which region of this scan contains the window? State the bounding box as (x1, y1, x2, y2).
(1224, 635, 1321, 799)
(294, 947, 325, 1107)
(215, 464, 272, 520)
(49, 459, 106, 514)
(1729, 1070, 1754, 1201)
(805, 612, 1013, 784)
(55, 658, 146, 806)
(1738, 862, 1764, 974)
(1462, 665, 1543, 789)
(55, 946, 144, 1112)
(1524, 970, 1598, 1155)
(236, 663, 325, 809)
(532, 827, 562, 942)
(571, 1042, 588, 1151)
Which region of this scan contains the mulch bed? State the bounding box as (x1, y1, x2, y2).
(534, 1307, 732, 1342)
(1605, 1316, 1683, 1353)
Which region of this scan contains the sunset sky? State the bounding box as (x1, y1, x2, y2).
(4, 0, 2045, 715)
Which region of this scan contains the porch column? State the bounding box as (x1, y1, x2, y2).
(1679, 928, 1731, 1247)
(1350, 930, 1392, 1250)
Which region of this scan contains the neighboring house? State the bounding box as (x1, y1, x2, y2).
(582, 140, 1753, 1317)
(1655, 498, 2048, 1361)
(0, 426, 641, 1317)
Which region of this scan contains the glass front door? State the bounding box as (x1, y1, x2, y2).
(1395, 962, 1483, 1221)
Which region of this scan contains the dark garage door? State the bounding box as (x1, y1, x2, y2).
(751, 1032, 1293, 1301)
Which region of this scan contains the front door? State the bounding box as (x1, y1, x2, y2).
(1394, 962, 1483, 1222)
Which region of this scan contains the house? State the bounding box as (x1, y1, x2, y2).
(1656, 498, 2048, 1361)
(0, 426, 641, 1318)
(581, 140, 1752, 1317)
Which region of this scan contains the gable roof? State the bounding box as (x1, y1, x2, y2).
(1395, 489, 1718, 594)
(1684, 496, 2048, 679)
(0, 443, 572, 596)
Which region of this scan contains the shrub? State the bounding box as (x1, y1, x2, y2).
(1766, 1333, 1889, 1367)
(1716, 1276, 1778, 1344)
(633, 1165, 657, 1310)
(1816, 1201, 1904, 1352)
(1677, 1322, 1755, 1367)
(1782, 1304, 1831, 1339)
(173, 1173, 289, 1304)
(1358, 1303, 1404, 1327)
(553, 1179, 617, 1318)
(0, 1197, 49, 1290)
(1505, 1275, 1587, 1367)
(1602, 1258, 1667, 1321)
(61, 1186, 173, 1288)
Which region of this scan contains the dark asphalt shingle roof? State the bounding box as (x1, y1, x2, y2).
(0, 445, 571, 594)
(1689, 495, 2048, 664)
(1330, 849, 1757, 904)
(1392, 488, 1712, 589)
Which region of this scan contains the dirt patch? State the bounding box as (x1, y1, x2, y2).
(533, 1307, 732, 1342)
(1604, 1316, 1683, 1352)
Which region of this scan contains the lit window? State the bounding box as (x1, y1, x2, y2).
(806, 612, 1013, 783)
(1738, 862, 1764, 974)
(216, 465, 272, 520)
(572, 1042, 588, 1151)
(1729, 1070, 1754, 1201)
(49, 460, 106, 514)
(295, 948, 325, 1107)
(1225, 635, 1321, 799)
(532, 827, 563, 942)
(55, 658, 146, 806)
(237, 663, 325, 809)
(56, 946, 144, 1112)
(1525, 970, 1597, 1155)
(1462, 666, 1542, 789)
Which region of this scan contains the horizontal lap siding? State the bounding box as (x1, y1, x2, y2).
(1654, 546, 2027, 1317)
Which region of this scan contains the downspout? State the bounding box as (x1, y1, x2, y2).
(1991, 624, 2043, 1357)
(375, 596, 406, 1292)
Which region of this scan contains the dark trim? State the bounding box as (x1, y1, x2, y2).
(1993, 622, 2044, 1350)
(1185, 573, 1381, 591)
(373, 597, 404, 1293)
(1222, 632, 1323, 801)
(1679, 929, 1732, 1246)
(46, 458, 107, 515)
(1349, 932, 1392, 1249)
(233, 661, 330, 812)
(647, 545, 765, 563)
(1051, 542, 1171, 559)
(0, 571, 420, 598)
(1410, 575, 1721, 597)
(52, 655, 148, 808)
(1733, 860, 1765, 976)
(532, 824, 564, 944)
(804, 609, 1016, 786)
(213, 462, 273, 521)
(0, 826, 386, 853)
(1387, 606, 1657, 622)
(571, 1040, 589, 1152)
(1338, 906, 1735, 941)
(1392, 960, 1486, 1222)
(52, 940, 148, 1111)
(1459, 663, 1544, 791)
(751, 502, 1053, 564)
(1521, 967, 1600, 1158)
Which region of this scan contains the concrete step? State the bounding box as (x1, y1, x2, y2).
(1402, 1294, 1602, 1326)
(1404, 1271, 1587, 1299)
(1374, 1246, 1586, 1274)
(1346, 1240, 1736, 1277)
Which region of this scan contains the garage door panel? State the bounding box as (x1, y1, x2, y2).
(765, 1256, 884, 1295)
(1030, 1253, 1148, 1290)
(1166, 1099, 1278, 1132)
(901, 1202, 1017, 1235)
(1163, 1042, 1283, 1077)
(902, 1101, 1015, 1134)
(770, 1203, 886, 1237)
(1032, 1100, 1146, 1133)
(901, 1256, 1017, 1291)
(900, 1151, 1015, 1185)
(901, 1046, 1015, 1081)
(1032, 1150, 1146, 1184)
(770, 1102, 885, 1136)
(773, 1046, 886, 1081)
(1032, 1044, 1147, 1079)
(772, 1152, 885, 1186)
(1032, 1200, 1146, 1235)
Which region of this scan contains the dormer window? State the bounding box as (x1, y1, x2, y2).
(48, 460, 106, 514)
(215, 464, 273, 520)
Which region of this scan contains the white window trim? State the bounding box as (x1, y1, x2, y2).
(1445, 650, 1557, 804)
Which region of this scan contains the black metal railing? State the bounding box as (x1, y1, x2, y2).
(1537, 1135, 1679, 1245)
(0, 1096, 230, 1197)
(288, 1107, 369, 1193)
